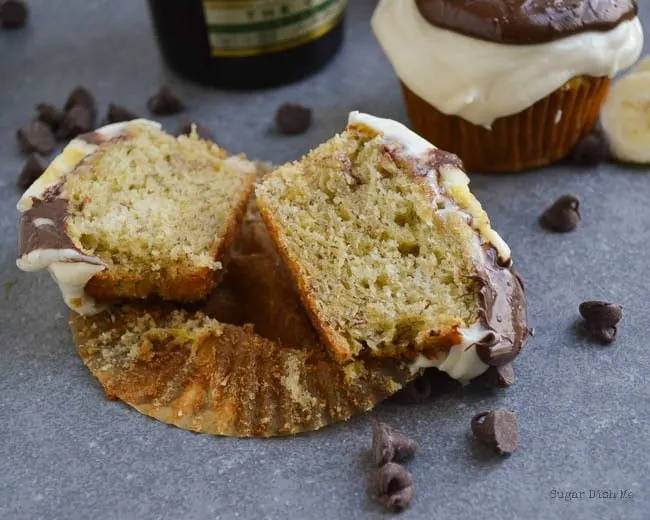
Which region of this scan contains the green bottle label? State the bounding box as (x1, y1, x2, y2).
(202, 0, 346, 57)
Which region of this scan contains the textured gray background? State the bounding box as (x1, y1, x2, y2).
(1, 1, 649, 519)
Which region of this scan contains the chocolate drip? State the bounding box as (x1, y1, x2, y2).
(416, 0, 638, 45)
(17, 185, 100, 264)
(474, 247, 527, 366)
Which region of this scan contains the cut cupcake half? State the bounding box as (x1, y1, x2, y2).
(17, 120, 256, 314)
(256, 112, 527, 380)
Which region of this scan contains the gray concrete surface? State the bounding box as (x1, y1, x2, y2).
(1, 1, 649, 519)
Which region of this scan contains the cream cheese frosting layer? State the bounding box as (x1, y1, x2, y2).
(371, 0, 643, 127)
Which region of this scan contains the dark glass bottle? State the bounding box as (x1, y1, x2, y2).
(147, 0, 346, 89)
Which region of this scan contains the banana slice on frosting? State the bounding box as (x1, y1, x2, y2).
(601, 56, 650, 164)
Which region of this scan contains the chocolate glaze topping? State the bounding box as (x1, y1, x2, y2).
(415, 0, 638, 45)
(473, 247, 527, 366)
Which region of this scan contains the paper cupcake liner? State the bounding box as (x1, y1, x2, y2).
(402, 77, 610, 173)
(70, 217, 411, 437)
(71, 305, 410, 438)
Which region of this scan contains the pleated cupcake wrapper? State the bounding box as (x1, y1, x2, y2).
(72, 306, 410, 438)
(401, 77, 610, 173)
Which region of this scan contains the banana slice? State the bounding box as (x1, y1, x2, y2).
(601, 63, 650, 164)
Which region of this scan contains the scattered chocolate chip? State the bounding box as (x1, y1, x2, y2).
(177, 117, 215, 142)
(471, 363, 515, 389)
(372, 422, 418, 467)
(539, 194, 581, 233)
(471, 408, 518, 456)
(567, 128, 611, 166)
(105, 103, 139, 124)
(579, 300, 622, 345)
(35, 103, 64, 132)
(16, 153, 47, 190)
(0, 0, 28, 29)
(374, 463, 414, 513)
(475, 330, 521, 367)
(17, 121, 56, 154)
(56, 104, 94, 139)
(64, 86, 96, 116)
(579, 301, 622, 329)
(147, 85, 185, 115)
(275, 103, 311, 135)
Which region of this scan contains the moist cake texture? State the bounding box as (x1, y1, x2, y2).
(17, 120, 256, 313)
(256, 112, 527, 376)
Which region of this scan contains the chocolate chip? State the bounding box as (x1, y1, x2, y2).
(475, 330, 521, 367)
(471, 363, 515, 389)
(579, 301, 622, 345)
(177, 117, 215, 142)
(16, 153, 47, 190)
(471, 408, 518, 456)
(56, 104, 94, 140)
(64, 86, 96, 116)
(147, 85, 185, 115)
(275, 103, 311, 135)
(567, 129, 611, 166)
(105, 103, 139, 124)
(0, 0, 28, 29)
(579, 301, 622, 329)
(17, 121, 56, 154)
(374, 463, 414, 512)
(372, 422, 418, 467)
(35, 103, 64, 132)
(539, 194, 581, 233)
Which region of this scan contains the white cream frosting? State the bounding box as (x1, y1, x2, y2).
(371, 0, 644, 127)
(16, 119, 161, 316)
(410, 322, 491, 382)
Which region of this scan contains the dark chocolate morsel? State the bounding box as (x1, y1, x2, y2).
(372, 422, 418, 467)
(539, 194, 581, 233)
(17, 121, 56, 155)
(0, 0, 28, 29)
(471, 363, 515, 389)
(374, 463, 414, 512)
(471, 408, 518, 456)
(567, 130, 611, 166)
(64, 86, 96, 116)
(35, 103, 64, 131)
(475, 330, 521, 367)
(57, 104, 94, 140)
(177, 117, 215, 142)
(275, 103, 312, 135)
(16, 153, 48, 191)
(147, 85, 185, 115)
(105, 104, 139, 124)
(579, 301, 622, 329)
(415, 0, 637, 45)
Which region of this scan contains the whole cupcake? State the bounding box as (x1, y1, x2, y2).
(372, 0, 643, 173)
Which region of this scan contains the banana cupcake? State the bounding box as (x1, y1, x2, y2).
(372, 0, 643, 172)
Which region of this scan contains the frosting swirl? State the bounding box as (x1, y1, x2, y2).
(415, 0, 638, 44)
